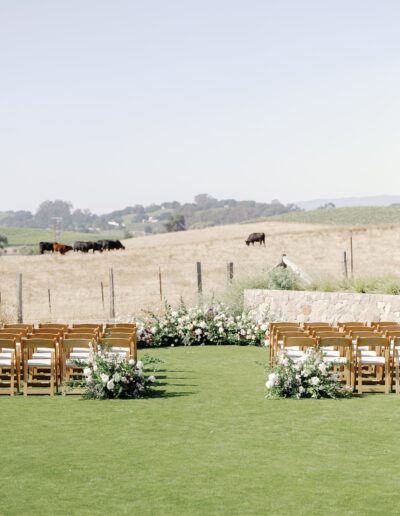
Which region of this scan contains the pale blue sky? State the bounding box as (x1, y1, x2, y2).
(1, 1, 400, 213)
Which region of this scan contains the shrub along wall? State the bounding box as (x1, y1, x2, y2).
(244, 289, 400, 323)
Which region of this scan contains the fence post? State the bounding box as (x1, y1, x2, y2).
(350, 231, 354, 279)
(16, 273, 23, 323)
(109, 268, 115, 319)
(342, 251, 348, 279)
(48, 288, 52, 313)
(227, 262, 234, 283)
(159, 267, 163, 302)
(196, 262, 203, 303)
(101, 281, 105, 311)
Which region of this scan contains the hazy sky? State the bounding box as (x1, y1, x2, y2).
(1, 1, 400, 213)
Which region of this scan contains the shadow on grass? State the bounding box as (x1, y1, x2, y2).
(146, 389, 198, 398)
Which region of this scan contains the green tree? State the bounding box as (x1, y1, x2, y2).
(0, 234, 8, 248)
(164, 215, 186, 232)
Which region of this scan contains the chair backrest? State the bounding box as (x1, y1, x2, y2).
(3, 324, 33, 332)
(0, 338, 17, 351)
(65, 328, 99, 336)
(308, 326, 338, 333)
(273, 326, 303, 336)
(337, 322, 365, 328)
(31, 328, 61, 335)
(312, 331, 343, 339)
(26, 332, 62, 341)
(270, 323, 299, 330)
(371, 321, 399, 328)
(103, 327, 137, 334)
(303, 322, 331, 329)
(22, 338, 57, 350)
(355, 336, 390, 350)
(104, 323, 136, 329)
(276, 331, 305, 341)
(100, 337, 133, 347)
(317, 336, 352, 348)
(0, 331, 25, 342)
(385, 330, 400, 339)
(378, 325, 400, 333)
(103, 332, 134, 340)
(38, 323, 68, 330)
(64, 332, 96, 340)
(61, 338, 93, 348)
(282, 336, 316, 348)
(350, 330, 383, 338)
(71, 324, 102, 330)
(344, 326, 374, 333)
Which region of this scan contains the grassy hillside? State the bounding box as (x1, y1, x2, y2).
(265, 205, 400, 225)
(0, 226, 126, 246)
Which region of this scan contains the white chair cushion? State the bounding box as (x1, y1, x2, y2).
(37, 347, 55, 353)
(66, 359, 87, 367)
(33, 352, 52, 359)
(1, 348, 14, 353)
(71, 347, 90, 353)
(27, 359, 52, 366)
(321, 348, 340, 357)
(110, 347, 129, 353)
(70, 352, 90, 359)
(0, 352, 13, 358)
(359, 350, 377, 357)
(360, 356, 386, 365)
(0, 358, 12, 366)
(323, 356, 348, 364)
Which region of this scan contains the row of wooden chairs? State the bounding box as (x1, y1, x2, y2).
(0, 323, 137, 396)
(269, 322, 400, 394)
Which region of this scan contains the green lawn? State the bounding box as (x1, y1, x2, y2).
(1, 346, 400, 515)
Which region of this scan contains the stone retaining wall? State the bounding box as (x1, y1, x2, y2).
(244, 289, 400, 323)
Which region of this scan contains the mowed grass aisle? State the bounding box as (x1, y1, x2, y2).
(2, 347, 400, 515)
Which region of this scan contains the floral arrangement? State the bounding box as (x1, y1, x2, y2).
(265, 349, 351, 399)
(78, 348, 157, 400)
(137, 303, 269, 347)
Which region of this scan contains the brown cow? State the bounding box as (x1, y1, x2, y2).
(53, 243, 73, 255)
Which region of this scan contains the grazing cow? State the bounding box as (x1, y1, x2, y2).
(53, 243, 73, 255)
(96, 239, 125, 251)
(39, 242, 54, 254)
(73, 241, 89, 253)
(245, 232, 265, 246)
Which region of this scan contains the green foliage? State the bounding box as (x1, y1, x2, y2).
(0, 233, 8, 248)
(164, 214, 186, 232)
(308, 274, 400, 295)
(223, 268, 303, 315)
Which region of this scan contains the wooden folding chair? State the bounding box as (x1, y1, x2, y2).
(354, 337, 391, 394)
(317, 336, 353, 388)
(104, 323, 137, 330)
(61, 339, 94, 395)
(280, 336, 317, 361)
(0, 338, 18, 395)
(344, 325, 373, 333)
(99, 337, 137, 360)
(337, 322, 366, 328)
(64, 332, 98, 341)
(270, 329, 305, 364)
(312, 331, 344, 339)
(22, 338, 58, 396)
(371, 321, 399, 329)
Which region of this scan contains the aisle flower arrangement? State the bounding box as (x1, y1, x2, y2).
(137, 303, 269, 347)
(265, 349, 351, 399)
(81, 349, 157, 399)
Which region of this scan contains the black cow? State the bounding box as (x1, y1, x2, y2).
(245, 232, 265, 246)
(97, 239, 125, 251)
(39, 242, 54, 254)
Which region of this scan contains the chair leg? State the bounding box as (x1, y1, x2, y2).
(396, 362, 400, 395)
(10, 363, 15, 396)
(357, 358, 363, 395)
(23, 362, 28, 396)
(50, 364, 55, 396)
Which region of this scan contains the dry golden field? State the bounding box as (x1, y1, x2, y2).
(1, 221, 400, 322)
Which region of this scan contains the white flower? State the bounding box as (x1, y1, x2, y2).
(200, 321, 207, 328)
(151, 326, 157, 334)
(148, 375, 156, 383)
(266, 380, 273, 389)
(318, 363, 328, 376)
(121, 376, 127, 383)
(267, 373, 278, 386)
(106, 380, 115, 390)
(298, 386, 305, 394)
(100, 373, 109, 384)
(195, 328, 202, 335)
(310, 376, 320, 386)
(129, 358, 136, 365)
(93, 364, 98, 372)
(83, 367, 92, 377)
(113, 373, 121, 383)
(136, 360, 143, 369)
